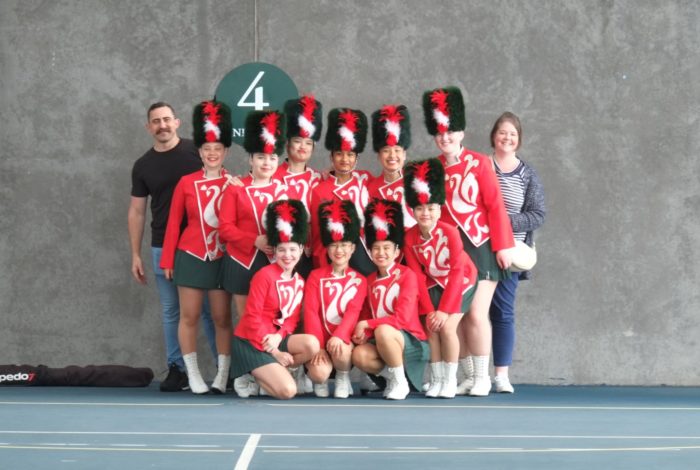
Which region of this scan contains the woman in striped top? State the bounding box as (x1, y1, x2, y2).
(489, 112, 546, 393)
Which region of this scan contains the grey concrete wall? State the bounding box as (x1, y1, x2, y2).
(1, 0, 698, 385)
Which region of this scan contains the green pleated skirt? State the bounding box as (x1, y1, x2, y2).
(459, 232, 511, 282)
(172, 250, 223, 290)
(231, 336, 290, 379)
(371, 331, 429, 391)
(221, 251, 269, 295)
(428, 283, 476, 314)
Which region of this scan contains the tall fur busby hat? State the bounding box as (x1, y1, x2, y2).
(284, 95, 323, 142)
(325, 108, 367, 153)
(243, 110, 286, 155)
(193, 100, 233, 148)
(371, 104, 411, 152)
(364, 199, 404, 248)
(265, 199, 308, 246)
(422, 86, 466, 135)
(403, 158, 446, 208)
(318, 200, 360, 246)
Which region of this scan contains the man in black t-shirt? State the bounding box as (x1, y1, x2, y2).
(128, 102, 218, 392)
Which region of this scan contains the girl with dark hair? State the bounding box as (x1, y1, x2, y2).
(160, 100, 233, 394)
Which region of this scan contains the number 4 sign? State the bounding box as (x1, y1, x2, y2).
(237, 71, 270, 110)
(215, 62, 298, 147)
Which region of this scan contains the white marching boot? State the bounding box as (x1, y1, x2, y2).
(313, 382, 330, 397)
(291, 367, 313, 395)
(233, 373, 259, 398)
(456, 356, 475, 395)
(468, 355, 492, 397)
(424, 362, 444, 398)
(438, 362, 458, 398)
(333, 370, 353, 399)
(183, 352, 209, 395)
(385, 366, 410, 400)
(211, 354, 230, 394)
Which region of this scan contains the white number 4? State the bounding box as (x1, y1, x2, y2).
(237, 71, 270, 110)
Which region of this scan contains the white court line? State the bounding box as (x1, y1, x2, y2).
(174, 444, 222, 448)
(2, 430, 700, 440)
(326, 446, 368, 449)
(234, 433, 261, 470)
(0, 445, 234, 453)
(0, 401, 222, 407)
(267, 403, 700, 411)
(263, 445, 700, 454)
(395, 447, 439, 450)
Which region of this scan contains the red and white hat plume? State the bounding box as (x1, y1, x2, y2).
(266, 200, 308, 246)
(324, 200, 350, 242)
(430, 89, 450, 134)
(411, 161, 432, 205)
(260, 112, 281, 154)
(297, 95, 317, 139)
(338, 110, 359, 151)
(364, 199, 403, 247)
(202, 101, 222, 142)
(380, 105, 403, 147)
(274, 201, 297, 243)
(371, 201, 395, 242)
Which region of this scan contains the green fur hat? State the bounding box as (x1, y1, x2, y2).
(403, 158, 446, 208)
(318, 200, 360, 246)
(324, 108, 367, 153)
(364, 199, 404, 248)
(422, 86, 466, 135)
(243, 110, 286, 155)
(371, 104, 411, 152)
(284, 95, 323, 141)
(265, 199, 308, 246)
(192, 100, 233, 148)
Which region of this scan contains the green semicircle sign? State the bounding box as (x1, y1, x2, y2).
(215, 62, 298, 148)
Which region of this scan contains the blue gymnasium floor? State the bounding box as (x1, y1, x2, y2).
(1, 384, 700, 469)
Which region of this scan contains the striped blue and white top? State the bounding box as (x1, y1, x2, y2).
(494, 159, 527, 242)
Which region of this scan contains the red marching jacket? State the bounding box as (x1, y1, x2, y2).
(359, 263, 429, 341)
(403, 221, 477, 314)
(272, 162, 321, 216)
(160, 169, 229, 269)
(309, 171, 372, 268)
(367, 172, 417, 229)
(438, 148, 514, 251)
(233, 263, 305, 352)
(304, 265, 367, 349)
(218, 175, 288, 268)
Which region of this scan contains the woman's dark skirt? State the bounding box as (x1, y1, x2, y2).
(231, 336, 290, 379)
(428, 283, 476, 314)
(370, 331, 429, 392)
(459, 232, 511, 282)
(221, 251, 269, 295)
(172, 250, 224, 290)
(401, 331, 430, 391)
